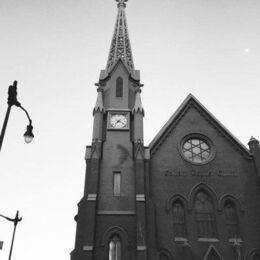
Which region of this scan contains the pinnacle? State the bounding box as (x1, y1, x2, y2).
(249, 136, 259, 142)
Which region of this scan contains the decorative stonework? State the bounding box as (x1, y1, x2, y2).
(179, 134, 216, 165)
(93, 87, 105, 115)
(82, 245, 93, 251)
(87, 194, 97, 201)
(134, 139, 145, 159)
(203, 244, 223, 260)
(106, 0, 134, 74)
(91, 139, 103, 159)
(136, 194, 145, 201)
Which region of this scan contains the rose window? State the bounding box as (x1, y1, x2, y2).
(182, 138, 211, 163)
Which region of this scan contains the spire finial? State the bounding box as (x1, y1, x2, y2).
(116, 0, 128, 8)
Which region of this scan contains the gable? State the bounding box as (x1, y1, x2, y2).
(149, 94, 252, 160)
(110, 59, 131, 77)
(203, 245, 223, 260)
(99, 58, 140, 82)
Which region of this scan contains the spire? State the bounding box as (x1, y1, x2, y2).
(93, 87, 105, 115)
(132, 89, 145, 116)
(106, 0, 134, 74)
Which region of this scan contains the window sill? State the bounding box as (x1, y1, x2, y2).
(229, 238, 242, 243)
(174, 237, 188, 242)
(198, 238, 219, 242)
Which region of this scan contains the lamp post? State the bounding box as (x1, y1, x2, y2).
(0, 81, 34, 151)
(0, 211, 22, 260)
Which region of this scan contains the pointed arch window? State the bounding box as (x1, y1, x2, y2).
(252, 253, 260, 260)
(172, 200, 187, 238)
(194, 190, 217, 238)
(224, 200, 240, 238)
(109, 235, 122, 260)
(160, 252, 169, 260)
(116, 77, 123, 98)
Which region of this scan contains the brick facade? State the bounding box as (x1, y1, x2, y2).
(70, 1, 260, 259)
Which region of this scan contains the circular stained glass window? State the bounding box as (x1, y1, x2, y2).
(181, 137, 214, 164)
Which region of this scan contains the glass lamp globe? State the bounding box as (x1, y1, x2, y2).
(24, 125, 34, 144)
(24, 134, 34, 144)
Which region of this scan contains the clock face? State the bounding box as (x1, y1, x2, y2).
(110, 114, 128, 129)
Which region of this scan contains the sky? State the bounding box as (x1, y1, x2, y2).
(0, 0, 260, 259)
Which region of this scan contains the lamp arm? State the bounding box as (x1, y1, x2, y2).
(17, 104, 32, 125)
(0, 214, 13, 222)
(0, 212, 22, 224)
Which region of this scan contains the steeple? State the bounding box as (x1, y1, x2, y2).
(106, 0, 134, 74)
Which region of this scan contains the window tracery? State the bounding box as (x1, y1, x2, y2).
(172, 200, 187, 238)
(183, 138, 210, 163)
(194, 190, 217, 238)
(224, 200, 240, 238)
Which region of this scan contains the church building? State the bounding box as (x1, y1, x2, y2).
(71, 1, 260, 259)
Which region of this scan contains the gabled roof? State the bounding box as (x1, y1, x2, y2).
(99, 58, 140, 82)
(149, 94, 252, 159)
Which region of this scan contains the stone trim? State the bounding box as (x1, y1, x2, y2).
(85, 146, 92, 159)
(137, 246, 146, 251)
(174, 237, 188, 242)
(136, 194, 145, 201)
(97, 211, 135, 215)
(87, 194, 97, 201)
(83, 245, 93, 251)
(198, 238, 219, 242)
(229, 238, 242, 243)
(144, 147, 150, 160)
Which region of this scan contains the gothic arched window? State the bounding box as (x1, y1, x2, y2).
(252, 253, 260, 260)
(172, 200, 186, 238)
(109, 235, 122, 260)
(116, 77, 123, 97)
(160, 252, 169, 260)
(224, 200, 240, 238)
(194, 190, 217, 238)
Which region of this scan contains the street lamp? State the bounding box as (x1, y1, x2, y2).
(0, 81, 34, 151)
(0, 211, 22, 260)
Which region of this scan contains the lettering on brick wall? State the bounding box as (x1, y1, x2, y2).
(165, 168, 238, 177)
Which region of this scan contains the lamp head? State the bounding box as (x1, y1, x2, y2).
(24, 124, 34, 144)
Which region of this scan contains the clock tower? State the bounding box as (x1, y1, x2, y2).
(71, 1, 149, 259)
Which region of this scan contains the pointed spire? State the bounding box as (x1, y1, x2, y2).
(132, 88, 145, 116)
(93, 87, 105, 115)
(106, 0, 134, 74)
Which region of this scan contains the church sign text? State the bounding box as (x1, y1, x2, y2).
(165, 168, 238, 177)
